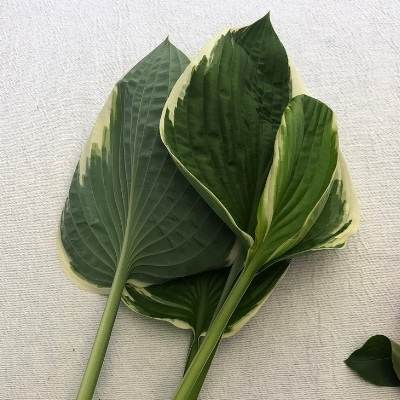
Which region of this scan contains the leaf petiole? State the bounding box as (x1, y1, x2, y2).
(77, 262, 128, 400)
(173, 257, 260, 399)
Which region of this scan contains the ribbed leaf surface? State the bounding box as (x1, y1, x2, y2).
(161, 14, 291, 248)
(58, 40, 237, 290)
(251, 95, 358, 270)
(123, 259, 289, 337)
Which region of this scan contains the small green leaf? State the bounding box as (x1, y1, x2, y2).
(345, 335, 400, 387)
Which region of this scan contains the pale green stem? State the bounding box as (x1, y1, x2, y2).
(211, 243, 247, 321)
(184, 271, 209, 372)
(185, 332, 200, 373)
(183, 341, 219, 399)
(173, 258, 259, 399)
(77, 264, 128, 400)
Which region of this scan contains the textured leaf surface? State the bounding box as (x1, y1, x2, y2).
(123, 260, 289, 337)
(345, 335, 400, 387)
(161, 14, 291, 248)
(58, 40, 237, 290)
(280, 150, 359, 255)
(249, 94, 358, 271)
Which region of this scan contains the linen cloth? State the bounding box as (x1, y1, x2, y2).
(1, 0, 399, 398)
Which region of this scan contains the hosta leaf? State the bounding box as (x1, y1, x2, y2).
(160, 14, 291, 248)
(173, 94, 359, 400)
(223, 259, 289, 336)
(56, 14, 361, 400)
(278, 150, 359, 254)
(123, 259, 289, 400)
(249, 94, 359, 270)
(58, 39, 237, 291)
(345, 335, 400, 387)
(123, 268, 228, 334)
(122, 259, 289, 337)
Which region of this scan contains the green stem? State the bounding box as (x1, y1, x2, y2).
(173, 259, 259, 399)
(185, 332, 200, 373)
(183, 342, 219, 399)
(77, 264, 128, 400)
(211, 243, 247, 321)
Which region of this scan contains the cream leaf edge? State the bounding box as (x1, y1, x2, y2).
(160, 30, 307, 250)
(59, 31, 344, 340)
(58, 64, 241, 294)
(254, 103, 339, 264)
(57, 86, 116, 295)
(160, 28, 254, 250)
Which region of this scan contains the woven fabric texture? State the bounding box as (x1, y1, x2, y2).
(1, 0, 399, 399)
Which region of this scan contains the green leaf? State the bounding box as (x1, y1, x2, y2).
(160, 14, 291, 249)
(345, 335, 400, 387)
(248, 94, 359, 270)
(58, 39, 238, 399)
(123, 268, 228, 334)
(58, 39, 237, 291)
(278, 150, 359, 254)
(160, 15, 311, 328)
(123, 258, 289, 399)
(173, 94, 359, 399)
(391, 339, 400, 379)
(122, 259, 289, 337)
(157, 16, 357, 399)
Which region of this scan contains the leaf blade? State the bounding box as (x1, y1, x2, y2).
(249, 95, 347, 269)
(345, 335, 400, 387)
(161, 14, 291, 248)
(122, 259, 289, 338)
(59, 39, 237, 291)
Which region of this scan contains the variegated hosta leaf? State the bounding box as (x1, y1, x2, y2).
(123, 259, 289, 338)
(171, 92, 358, 398)
(278, 150, 359, 256)
(249, 94, 359, 271)
(160, 14, 291, 249)
(58, 40, 237, 291)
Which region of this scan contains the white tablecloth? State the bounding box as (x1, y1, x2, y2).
(1, 0, 399, 398)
